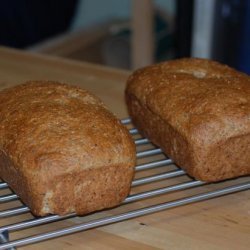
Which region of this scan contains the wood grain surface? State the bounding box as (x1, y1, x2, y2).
(0, 46, 249, 250)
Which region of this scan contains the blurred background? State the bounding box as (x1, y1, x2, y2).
(0, 0, 249, 73)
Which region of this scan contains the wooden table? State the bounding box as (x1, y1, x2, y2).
(0, 46, 249, 250)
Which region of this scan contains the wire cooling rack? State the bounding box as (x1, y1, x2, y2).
(0, 118, 249, 249)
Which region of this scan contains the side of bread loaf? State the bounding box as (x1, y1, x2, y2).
(0, 81, 136, 216)
(126, 58, 250, 182)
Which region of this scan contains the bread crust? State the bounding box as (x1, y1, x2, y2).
(126, 58, 250, 182)
(0, 81, 136, 216)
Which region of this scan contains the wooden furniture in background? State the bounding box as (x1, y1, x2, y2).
(27, 22, 114, 65)
(131, 0, 155, 69)
(27, 0, 156, 70)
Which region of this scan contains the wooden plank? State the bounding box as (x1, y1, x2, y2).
(131, 0, 155, 69)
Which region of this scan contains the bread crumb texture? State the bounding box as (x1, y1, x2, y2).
(126, 58, 250, 182)
(0, 81, 136, 216)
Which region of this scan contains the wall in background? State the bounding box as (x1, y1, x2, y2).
(71, 0, 175, 31)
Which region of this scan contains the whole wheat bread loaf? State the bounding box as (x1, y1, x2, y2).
(126, 58, 250, 182)
(0, 81, 136, 216)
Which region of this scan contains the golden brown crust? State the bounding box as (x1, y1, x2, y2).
(0, 81, 136, 216)
(126, 58, 250, 182)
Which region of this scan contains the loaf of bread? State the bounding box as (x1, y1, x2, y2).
(126, 58, 250, 182)
(0, 81, 136, 216)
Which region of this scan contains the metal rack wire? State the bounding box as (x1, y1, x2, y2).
(0, 118, 249, 249)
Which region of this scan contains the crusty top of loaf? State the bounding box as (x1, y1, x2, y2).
(126, 58, 250, 146)
(0, 81, 135, 177)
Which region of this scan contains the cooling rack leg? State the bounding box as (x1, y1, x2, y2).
(0, 230, 16, 250)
